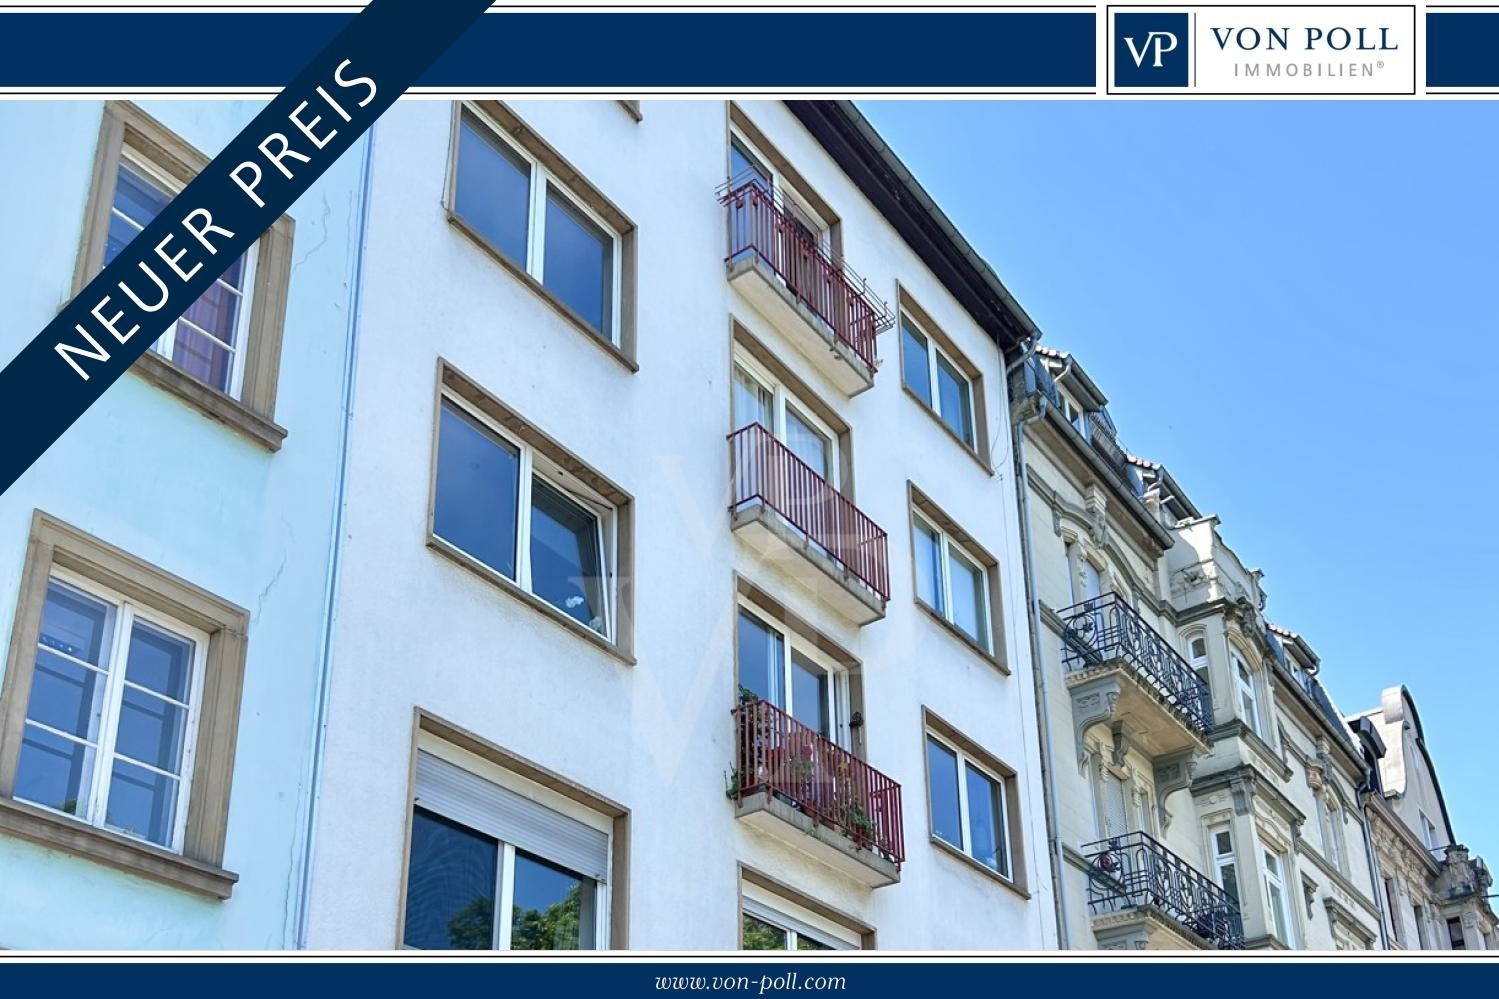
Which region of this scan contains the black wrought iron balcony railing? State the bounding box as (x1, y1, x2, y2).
(1060, 593, 1213, 737)
(1083, 832, 1245, 950)
(1082, 411, 1132, 483)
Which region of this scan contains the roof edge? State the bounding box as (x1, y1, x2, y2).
(787, 100, 1039, 358)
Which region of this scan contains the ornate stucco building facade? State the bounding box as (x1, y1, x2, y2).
(1012, 347, 1384, 951)
(1353, 687, 1496, 950)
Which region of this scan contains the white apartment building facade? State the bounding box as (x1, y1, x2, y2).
(1354, 687, 1496, 950)
(0, 100, 366, 947)
(300, 99, 1056, 950)
(4, 96, 1492, 956)
(1012, 348, 1384, 951)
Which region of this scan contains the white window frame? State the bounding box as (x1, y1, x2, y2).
(1318, 795, 1347, 874)
(732, 348, 841, 489)
(926, 730, 1013, 880)
(1419, 810, 1440, 851)
(458, 105, 624, 345)
(1208, 823, 1239, 901)
(18, 567, 209, 854)
(1187, 634, 1210, 679)
(111, 151, 258, 399)
(1058, 390, 1088, 435)
(913, 510, 993, 653)
(736, 600, 848, 746)
(1263, 848, 1296, 945)
(436, 390, 619, 640)
(899, 312, 977, 448)
(1233, 648, 1261, 734)
(411, 735, 612, 950)
(740, 882, 859, 951)
(728, 127, 829, 252)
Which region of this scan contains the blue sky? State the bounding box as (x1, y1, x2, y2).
(860, 101, 1499, 861)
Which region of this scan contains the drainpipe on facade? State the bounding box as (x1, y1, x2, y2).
(291, 125, 377, 949)
(1002, 337, 1070, 949)
(1358, 786, 1392, 949)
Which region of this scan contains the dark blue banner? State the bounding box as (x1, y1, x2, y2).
(0, 958, 1489, 990)
(1427, 12, 1499, 88)
(0, 11, 1096, 90)
(0, 0, 493, 495)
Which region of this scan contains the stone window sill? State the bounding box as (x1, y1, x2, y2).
(0, 796, 238, 900)
(132, 351, 286, 452)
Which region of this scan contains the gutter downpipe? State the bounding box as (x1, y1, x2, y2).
(1359, 787, 1392, 949)
(291, 124, 376, 948)
(1004, 338, 1069, 949)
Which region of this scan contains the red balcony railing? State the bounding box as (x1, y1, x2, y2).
(732, 696, 905, 867)
(719, 179, 893, 374)
(729, 422, 890, 603)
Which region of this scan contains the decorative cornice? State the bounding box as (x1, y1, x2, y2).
(1192, 764, 1306, 830)
(1207, 719, 1295, 782)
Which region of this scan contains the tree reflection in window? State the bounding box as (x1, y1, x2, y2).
(510, 851, 593, 950)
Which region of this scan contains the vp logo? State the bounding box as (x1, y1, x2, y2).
(1114, 12, 1189, 87)
(1125, 30, 1178, 68)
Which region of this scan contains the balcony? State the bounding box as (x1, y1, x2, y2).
(1081, 411, 1135, 487)
(720, 180, 894, 396)
(1060, 594, 1212, 758)
(730, 696, 903, 887)
(1083, 832, 1244, 949)
(729, 422, 889, 624)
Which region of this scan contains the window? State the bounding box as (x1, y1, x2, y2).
(74, 102, 294, 449)
(14, 575, 206, 852)
(1082, 559, 1103, 602)
(449, 104, 630, 349)
(1420, 810, 1440, 851)
(728, 128, 829, 252)
(739, 881, 861, 951)
(900, 313, 976, 450)
(434, 397, 615, 639)
(1233, 650, 1260, 734)
(1059, 392, 1088, 435)
(924, 725, 1014, 880)
(429, 362, 632, 653)
(0, 512, 248, 899)
(1264, 849, 1295, 945)
(403, 748, 611, 950)
(1384, 878, 1402, 944)
(106, 162, 257, 398)
(732, 350, 841, 487)
(1188, 635, 1211, 689)
(1447, 917, 1466, 950)
(1093, 765, 1131, 838)
(1319, 795, 1347, 874)
(730, 135, 772, 195)
(1209, 824, 1239, 902)
(1413, 904, 1428, 948)
(736, 604, 846, 742)
(912, 509, 993, 653)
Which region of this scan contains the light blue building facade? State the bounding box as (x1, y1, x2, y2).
(0, 100, 365, 948)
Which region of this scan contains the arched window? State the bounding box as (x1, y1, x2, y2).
(1187, 634, 1210, 690)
